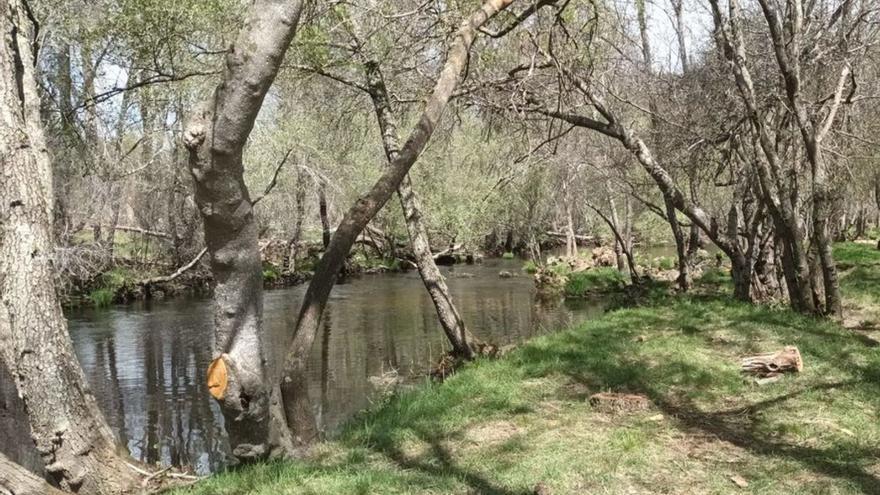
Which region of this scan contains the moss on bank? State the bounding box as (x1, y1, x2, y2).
(173, 243, 880, 494)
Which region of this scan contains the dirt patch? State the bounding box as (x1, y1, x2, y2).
(464, 420, 522, 446)
(669, 431, 748, 464)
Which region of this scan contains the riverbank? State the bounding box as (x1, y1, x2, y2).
(172, 243, 880, 495)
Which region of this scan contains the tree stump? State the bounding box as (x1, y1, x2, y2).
(741, 346, 803, 377)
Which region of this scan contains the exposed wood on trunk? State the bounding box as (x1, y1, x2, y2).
(183, 0, 305, 461)
(0, 2, 139, 492)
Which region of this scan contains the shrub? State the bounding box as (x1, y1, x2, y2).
(522, 260, 539, 274)
(262, 264, 280, 281)
(698, 267, 730, 286)
(656, 256, 675, 271)
(501, 252, 515, 259)
(88, 288, 114, 308)
(564, 268, 626, 297)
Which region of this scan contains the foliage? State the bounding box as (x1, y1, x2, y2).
(88, 288, 114, 308)
(696, 267, 732, 288)
(655, 256, 675, 271)
(564, 267, 626, 297)
(522, 260, 539, 274)
(501, 252, 515, 259)
(262, 265, 280, 282)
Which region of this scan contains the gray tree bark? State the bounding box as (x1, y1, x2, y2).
(0, 2, 138, 492)
(183, 0, 304, 462)
(363, 59, 483, 358)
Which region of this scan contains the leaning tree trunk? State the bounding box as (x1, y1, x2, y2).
(364, 59, 482, 359)
(184, 0, 304, 462)
(0, 2, 137, 492)
(281, 0, 516, 438)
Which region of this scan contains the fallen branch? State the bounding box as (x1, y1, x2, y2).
(125, 461, 201, 484)
(433, 243, 463, 260)
(138, 248, 208, 286)
(741, 346, 803, 377)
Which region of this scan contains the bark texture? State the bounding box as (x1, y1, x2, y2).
(183, 0, 304, 461)
(0, 2, 137, 492)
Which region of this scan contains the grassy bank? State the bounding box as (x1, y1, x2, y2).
(175, 243, 880, 495)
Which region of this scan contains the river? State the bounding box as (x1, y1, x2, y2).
(5, 258, 604, 474)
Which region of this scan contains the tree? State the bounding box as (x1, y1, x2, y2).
(281, 0, 517, 437)
(0, 0, 138, 492)
(184, 0, 305, 462)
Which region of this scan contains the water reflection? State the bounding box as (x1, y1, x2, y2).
(56, 258, 602, 474)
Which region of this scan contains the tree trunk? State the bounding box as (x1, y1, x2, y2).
(283, 165, 307, 273)
(363, 58, 482, 358)
(0, 3, 138, 492)
(183, 0, 304, 462)
(670, 0, 688, 72)
(51, 42, 73, 245)
(318, 180, 331, 249)
(281, 0, 516, 441)
(664, 197, 690, 291)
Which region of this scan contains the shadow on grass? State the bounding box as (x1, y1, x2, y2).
(509, 297, 880, 494)
(340, 278, 880, 494)
(374, 427, 531, 495)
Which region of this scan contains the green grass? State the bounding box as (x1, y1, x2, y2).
(836, 242, 880, 326)
(83, 267, 136, 308)
(522, 260, 539, 274)
(172, 243, 880, 495)
(564, 267, 626, 297)
(502, 252, 516, 259)
(88, 288, 114, 307)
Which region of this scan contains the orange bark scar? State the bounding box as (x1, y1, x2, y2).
(207, 357, 228, 400)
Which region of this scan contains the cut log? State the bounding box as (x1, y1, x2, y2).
(741, 346, 803, 376)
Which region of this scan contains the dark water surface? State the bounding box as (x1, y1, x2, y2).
(55, 259, 602, 474)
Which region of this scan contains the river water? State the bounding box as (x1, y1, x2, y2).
(9, 259, 603, 474)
